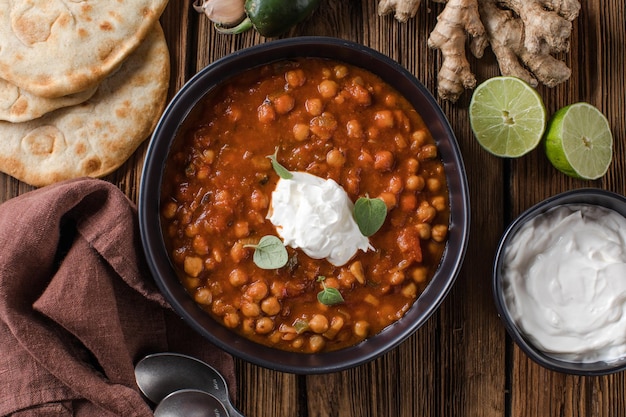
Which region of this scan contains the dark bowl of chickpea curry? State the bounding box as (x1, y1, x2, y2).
(139, 37, 470, 374)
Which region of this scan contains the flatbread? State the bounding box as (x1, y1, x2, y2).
(0, 79, 98, 123)
(0, 22, 170, 187)
(0, 0, 169, 98)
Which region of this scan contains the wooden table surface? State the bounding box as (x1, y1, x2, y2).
(2, 1, 625, 416)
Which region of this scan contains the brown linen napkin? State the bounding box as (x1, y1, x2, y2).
(0, 178, 235, 417)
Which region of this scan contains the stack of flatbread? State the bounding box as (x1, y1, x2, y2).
(0, 0, 171, 187)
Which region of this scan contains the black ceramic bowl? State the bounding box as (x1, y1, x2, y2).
(139, 37, 470, 374)
(493, 188, 626, 376)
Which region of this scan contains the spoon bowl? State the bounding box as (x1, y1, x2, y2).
(135, 352, 244, 417)
(154, 389, 228, 417)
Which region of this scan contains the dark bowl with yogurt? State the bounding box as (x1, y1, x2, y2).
(493, 188, 626, 376)
(138, 37, 470, 374)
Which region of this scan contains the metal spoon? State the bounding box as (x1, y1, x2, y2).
(135, 352, 245, 417)
(154, 389, 228, 417)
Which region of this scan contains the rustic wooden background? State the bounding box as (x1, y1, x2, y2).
(1, 0, 625, 416)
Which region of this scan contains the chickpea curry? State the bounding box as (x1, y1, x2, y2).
(161, 58, 450, 353)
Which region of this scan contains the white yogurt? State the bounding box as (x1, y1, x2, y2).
(502, 204, 626, 363)
(267, 171, 372, 267)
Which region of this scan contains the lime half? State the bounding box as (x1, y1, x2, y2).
(469, 77, 547, 158)
(544, 102, 613, 180)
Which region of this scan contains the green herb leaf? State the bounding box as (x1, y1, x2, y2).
(354, 196, 387, 236)
(316, 276, 344, 306)
(244, 235, 288, 269)
(267, 147, 293, 179)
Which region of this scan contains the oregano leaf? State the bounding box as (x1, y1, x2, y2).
(316, 276, 344, 306)
(244, 235, 288, 269)
(354, 196, 387, 236)
(267, 147, 293, 179)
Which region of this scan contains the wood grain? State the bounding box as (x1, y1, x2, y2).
(0, 0, 625, 416)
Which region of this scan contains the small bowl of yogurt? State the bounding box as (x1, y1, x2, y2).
(493, 188, 626, 375)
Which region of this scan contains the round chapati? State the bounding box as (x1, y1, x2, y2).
(0, 23, 170, 187)
(0, 0, 169, 98)
(0, 79, 98, 123)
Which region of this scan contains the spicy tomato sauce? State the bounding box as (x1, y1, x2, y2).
(161, 58, 449, 353)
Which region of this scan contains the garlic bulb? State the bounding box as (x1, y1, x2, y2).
(193, 0, 246, 26)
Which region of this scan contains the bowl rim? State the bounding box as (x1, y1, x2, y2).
(139, 36, 470, 374)
(492, 187, 626, 376)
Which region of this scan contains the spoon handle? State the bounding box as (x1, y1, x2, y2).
(225, 402, 246, 417)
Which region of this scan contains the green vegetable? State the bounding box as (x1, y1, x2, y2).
(267, 147, 293, 179)
(316, 276, 344, 306)
(244, 235, 288, 269)
(215, 0, 321, 38)
(353, 196, 387, 237)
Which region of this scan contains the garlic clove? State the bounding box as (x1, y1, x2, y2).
(193, 0, 246, 27)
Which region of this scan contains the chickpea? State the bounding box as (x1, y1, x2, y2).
(318, 79, 339, 98)
(223, 312, 240, 328)
(412, 266, 428, 284)
(394, 134, 408, 149)
(293, 123, 310, 141)
(250, 189, 269, 210)
(323, 316, 345, 340)
(405, 175, 425, 191)
(346, 119, 363, 138)
(326, 149, 346, 167)
(388, 175, 403, 193)
(291, 337, 304, 349)
(308, 335, 326, 353)
(240, 301, 261, 318)
(415, 223, 432, 240)
(401, 282, 418, 298)
(334, 65, 349, 78)
(411, 129, 428, 147)
(349, 260, 366, 284)
(309, 112, 337, 140)
(431, 224, 449, 242)
(261, 296, 281, 316)
(418, 144, 438, 161)
(427, 178, 442, 192)
(384, 93, 397, 107)
(257, 102, 275, 123)
(250, 155, 272, 170)
(389, 270, 406, 285)
(162, 201, 177, 219)
(233, 221, 250, 238)
(431, 195, 447, 212)
(308, 314, 330, 334)
(270, 281, 286, 298)
(273, 93, 295, 114)
(183, 256, 203, 277)
(353, 320, 370, 338)
(192, 235, 209, 255)
(416, 202, 437, 223)
(246, 280, 269, 302)
(193, 287, 212, 305)
(285, 69, 306, 87)
(406, 157, 419, 173)
(374, 150, 394, 171)
(228, 268, 248, 287)
(374, 110, 395, 129)
(255, 317, 274, 334)
(379, 192, 397, 210)
(230, 241, 247, 263)
(305, 98, 323, 116)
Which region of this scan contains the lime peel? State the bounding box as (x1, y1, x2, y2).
(544, 102, 613, 180)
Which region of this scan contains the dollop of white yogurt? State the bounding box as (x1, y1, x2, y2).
(502, 204, 626, 363)
(267, 171, 371, 267)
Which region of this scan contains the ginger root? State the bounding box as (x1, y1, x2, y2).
(379, 0, 581, 101)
